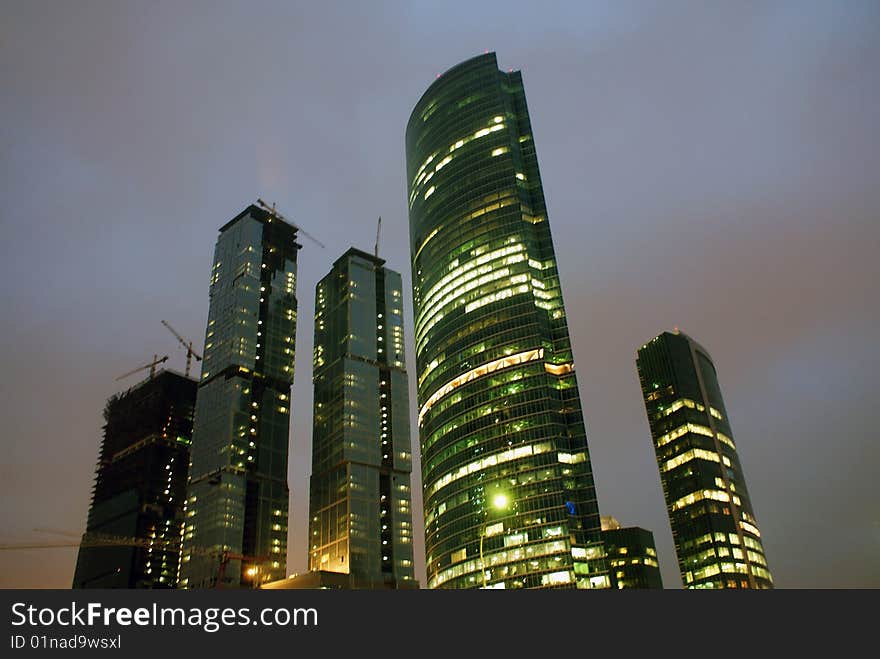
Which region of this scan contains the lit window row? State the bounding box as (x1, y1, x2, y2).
(417, 242, 526, 327)
(747, 550, 767, 567)
(544, 362, 573, 376)
(661, 448, 721, 472)
(416, 258, 527, 349)
(463, 194, 517, 223)
(428, 441, 553, 498)
(658, 397, 724, 423)
(752, 565, 773, 582)
(671, 488, 730, 511)
(741, 535, 764, 552)
(659, 397, 704, 416)
(424, 266, 511, 329)
(656, 422, 736, 450)
(418, 348, 544, 425)
(465, 282, 530, 314)
(409, 119, 507, 206)
(557, 452, 586, 464)
(740, 520, 762, 538)
(535, 299, 559, 311)
(430, 538, 567, 588)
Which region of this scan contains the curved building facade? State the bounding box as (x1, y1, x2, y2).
(406, 53, 607, 589)
(636, 330, 773, 589)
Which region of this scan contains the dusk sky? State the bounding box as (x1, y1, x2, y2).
(2, 0, 878, 588)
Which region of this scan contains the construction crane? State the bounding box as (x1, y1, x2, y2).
(161, 320, 202, 378)
(374, 216, 382, 257)
(0, 531, 270, 589)
(115, 355, 168, 382)
(256, 197, 326, 249)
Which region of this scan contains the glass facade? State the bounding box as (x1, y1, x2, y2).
(636, 330, 773, 589)
(309, 248, 416, 587)
(406, 53, 607, 589)
(73, 370, 196, 588)
(180, 205, 300, 588)
(600, 517, 663, 590)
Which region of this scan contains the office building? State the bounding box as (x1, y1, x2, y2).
(73, 369, 196, 588)
(308, 248, 417, 587)
(636, 330, 773, 588)
(180, 204, 300, 588)
(600, 516, 663, 589)
(406, 53, 607, 589)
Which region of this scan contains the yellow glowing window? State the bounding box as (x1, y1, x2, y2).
(544, 362, 573, 376)
(430, 539, 566, 588)
(662, 448, 721, 472)
(485, 522, 504, 537)
(427, 441, 552, 497)
(418, 243, 526, 322)
(542, 571, 572, 586)
(557, 452, 585, 464)
(419, 348, 544, 424)
(671, 489, 730, 511)
(740, 520, 762, 538)
(463, 284, 529, 314)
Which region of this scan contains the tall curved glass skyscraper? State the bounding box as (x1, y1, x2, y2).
(406, 53, 607, 589)
(636, 330, 773, 589)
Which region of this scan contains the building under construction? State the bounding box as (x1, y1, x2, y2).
(72, 368, 197, 588)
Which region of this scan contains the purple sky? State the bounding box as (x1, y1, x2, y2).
(1, 0, 878, 588)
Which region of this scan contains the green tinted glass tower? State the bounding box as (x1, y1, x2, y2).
(636, 330, 773, 589)
(180, 204, 300, 588)
(308, 248, 416, 588)
(406, 53, 607, 589)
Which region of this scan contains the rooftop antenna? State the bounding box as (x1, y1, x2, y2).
(374, 216, 382, 258)
(256, 198, 326, 249)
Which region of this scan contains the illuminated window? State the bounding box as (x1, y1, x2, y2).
(671, 489, 730, 511)
(418, 348, 544, 424)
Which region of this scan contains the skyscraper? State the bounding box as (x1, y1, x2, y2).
(180, 204, 300, 589)
(308, 248, 416, 588)
(73, 369, 196, 589)
(406, 53, 607, 589)
(600, 516, 663, 590)
(636, 330, 773, 589)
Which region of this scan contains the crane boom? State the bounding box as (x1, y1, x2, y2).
(115, 355, 168, 381)
(161, 320, 202, 377)
(1, 532, 270, 588)
(256, 198, 326, 249)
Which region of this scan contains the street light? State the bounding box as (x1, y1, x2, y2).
(479, 492, 510, 589)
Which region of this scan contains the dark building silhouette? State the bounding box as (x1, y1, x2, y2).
(180, 204, 300, 588)
(73, 370, 196, 588)
(636, 330, 773, 589)
(308, 248, 417, 587)
(600, 516, 663, 589)
(406, 53, 607, 589)
(262, 569, 420, 590)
